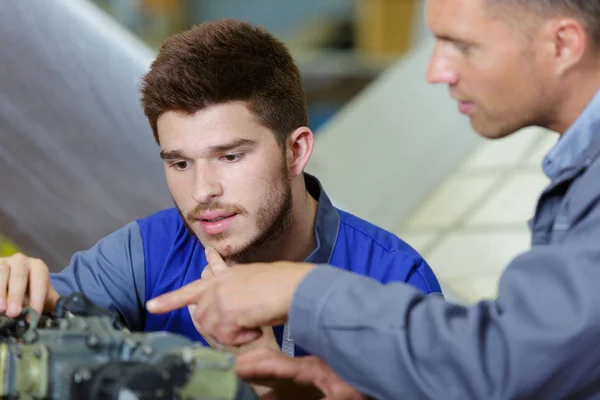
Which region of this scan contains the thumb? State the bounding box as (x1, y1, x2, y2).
(188, 304, 200, 328)
(205, 247, 228, 275)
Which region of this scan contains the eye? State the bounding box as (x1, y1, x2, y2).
(220, 153, 244, 163)
(169, 160, 191, 171)
(453, 41, 473, 55)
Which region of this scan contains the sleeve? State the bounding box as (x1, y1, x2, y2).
(404, 258, 443, 295)
(289, 202, 600, 399)
(50, 221, 146, 331)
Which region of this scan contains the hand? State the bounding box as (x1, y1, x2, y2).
(146, 259, 316, 346)
(190, 247, 230, 351)
(236, 347, 366, 400)
(190, 248, 281, 355)
(192, 248, 282, 398)
(0, 253, 60, 318)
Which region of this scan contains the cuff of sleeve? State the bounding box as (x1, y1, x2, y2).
(288, 265, 353, 357)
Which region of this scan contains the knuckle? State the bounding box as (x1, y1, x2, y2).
(206, 321, 219, 338)
(10, 253, 26, 262)
(215, 324, 228, 341)
(29, 258, 46, 270)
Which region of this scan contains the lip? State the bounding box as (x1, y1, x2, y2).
(457, 101, 476, 115)
(197, 214, 238, 235)
(196, 210, 236, 221)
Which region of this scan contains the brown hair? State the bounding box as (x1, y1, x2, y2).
(484, 0, 600, 47)
(140, 19, 307, 146)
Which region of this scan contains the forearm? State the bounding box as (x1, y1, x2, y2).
(290, 248, 600, 400)
(50, 221, 146, 331)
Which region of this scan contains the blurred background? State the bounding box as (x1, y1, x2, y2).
(0, 0, 557, 304)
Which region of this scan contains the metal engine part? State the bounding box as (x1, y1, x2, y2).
(0, 293, 258, 400)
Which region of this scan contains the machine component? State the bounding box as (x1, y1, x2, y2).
(0, 293, 257, 400)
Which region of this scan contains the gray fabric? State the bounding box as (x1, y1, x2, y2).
(543, 90, 600, 180)
(303, 173, 339, 265)
(290, 130, 600, 398)
(50, 221, 146, 331)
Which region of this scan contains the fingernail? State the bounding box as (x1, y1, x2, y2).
(0, 298, 6, 311)
(146, 300, 156, 310)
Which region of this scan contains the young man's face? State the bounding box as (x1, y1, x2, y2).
(425, 0, 556, 138)
(157, 102, 292, 263)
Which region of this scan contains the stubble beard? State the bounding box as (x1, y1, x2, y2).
(177, 161, 293, 264)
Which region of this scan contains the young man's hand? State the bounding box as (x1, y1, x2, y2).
(0, 253, 60, 317)
(147, 251, 316, 347)
(189, 248, 281, 355)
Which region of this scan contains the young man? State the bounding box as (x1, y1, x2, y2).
(0, 20, 441, 359)
(148, 1, 600, 399)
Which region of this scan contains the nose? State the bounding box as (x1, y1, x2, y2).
(426, 44, 459, 85)
(191, 166, 223, 204)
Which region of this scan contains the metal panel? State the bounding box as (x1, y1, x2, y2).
(0, 0, 170, 271)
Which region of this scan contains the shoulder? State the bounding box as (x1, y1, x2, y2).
(332, 208, 441, 293)
(336, 208, 423, 260)
(334, 208, 442, 294)
(135, 208, 193, 261)
(136, 208, 184, 233)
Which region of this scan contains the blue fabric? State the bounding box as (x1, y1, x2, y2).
(543, 89, 600, 179)
(139, 174, 441, 356)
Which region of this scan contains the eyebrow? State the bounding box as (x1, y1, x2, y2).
(205, 138, 257, 154)
(160, 149, 187, 160)
(435, 34, 473, 46)
(159, 138, 257, 160)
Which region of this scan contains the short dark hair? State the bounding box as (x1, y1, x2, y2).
(140, 19, 307, 146)
(484, 0, 600, 47)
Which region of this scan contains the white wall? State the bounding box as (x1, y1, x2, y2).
(306, 38, 483, 232)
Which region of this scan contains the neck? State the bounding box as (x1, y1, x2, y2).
(243, 175, 319, 264)
(547, 62, 600, 134)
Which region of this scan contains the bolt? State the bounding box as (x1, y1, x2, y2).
(81, 369, 91, 381)
(181, 349, 194, 364)
(33, 348, 43, 358)
(86, 334, 99, 348)
(73, 368, 91, 384)
(124, 338, 137, 349)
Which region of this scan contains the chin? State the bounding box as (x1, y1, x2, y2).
(472, 121, 518, 140)
(209, 240, 245, 260)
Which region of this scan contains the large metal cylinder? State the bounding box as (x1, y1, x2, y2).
(0, 1, 171, 270)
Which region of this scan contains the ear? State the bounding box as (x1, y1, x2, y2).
(544, 18, 588, 76)
(285, 127, 314, 178)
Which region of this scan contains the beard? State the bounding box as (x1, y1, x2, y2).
(176, 161, 293, 264)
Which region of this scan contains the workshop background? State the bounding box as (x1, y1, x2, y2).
(0, 0, 557, 304)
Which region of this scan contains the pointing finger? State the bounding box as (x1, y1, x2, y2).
(205, 247, 228, 275)
(146, 279, 207, 314)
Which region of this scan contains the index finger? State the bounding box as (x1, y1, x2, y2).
(27, 258, 50, 317)
(205, 247, 228, 275)
(236, 348, 301, 381)
(146, 279, 207, 314)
